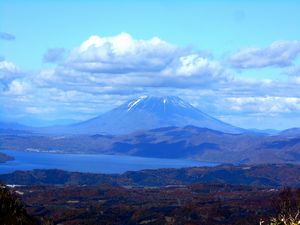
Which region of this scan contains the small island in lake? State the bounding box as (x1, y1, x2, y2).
(0, 152, 14, 163)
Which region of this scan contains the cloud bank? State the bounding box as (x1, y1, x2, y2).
(1, 33, 300, 129)
(66, 33, 178, 74)
(229, 41, 300, 69)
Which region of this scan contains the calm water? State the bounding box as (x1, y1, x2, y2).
(0, 150, 217, 174)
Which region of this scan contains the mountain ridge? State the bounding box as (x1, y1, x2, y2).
(69, 95, 243, 134)
(2, 125, 300, 164)
(2, 96, 299, 136)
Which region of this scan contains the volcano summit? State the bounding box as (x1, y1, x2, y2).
(69, 96, 243, 134)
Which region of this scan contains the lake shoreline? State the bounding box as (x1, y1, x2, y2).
(0, 150, 218, 174)
(0, 152, 14, 163)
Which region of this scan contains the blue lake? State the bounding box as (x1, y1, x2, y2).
(0, 150, 218, 174)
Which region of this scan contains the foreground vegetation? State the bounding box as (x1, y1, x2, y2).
(2, 183, 300, 225)
(2, 164, 300, 224)
(0, 184, 37, 225)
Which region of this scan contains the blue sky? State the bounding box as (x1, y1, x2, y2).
(1, 0, 300, 129)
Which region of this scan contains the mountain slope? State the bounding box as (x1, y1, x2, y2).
(0, 122, 33, 135)
(279, 128, 300, 137)
(2, 125, 300, 163)
(70, 96, 243, 134)
(0, 122, 31, 130)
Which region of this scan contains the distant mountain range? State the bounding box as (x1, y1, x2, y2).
(1, 95, 300, 165)
(279, 128, 300, 137)
(1, 96, 244, 135)
(2, 96, 298, 136)
(2, 164, 300, 187)
(0, 122, 31, 130)
(2, 125, 300, 164)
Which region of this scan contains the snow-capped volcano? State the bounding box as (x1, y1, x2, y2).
(70, 96, 243, 134)
(126, 96, 194, 112)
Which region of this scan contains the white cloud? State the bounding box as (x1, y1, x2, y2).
(0, 60, 18, 73)
(224, 96, 300, 114)
(163, 54, 224, 78)
(0, 60, 20, 81)
(2, 34, 300, 129)
(66, 32, 178, 73)
(4, 79, 31, 96)
(34, 33, 228, 92)
(229, 41, 300, 69)
(25, 106, 55, 114)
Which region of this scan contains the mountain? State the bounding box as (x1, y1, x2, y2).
(69, 96, 243, 134)
(2, 164, 300, 187)
(3, 125, 300, 164)
(0, 122, 30, 130)
(248, 128, 280, 135)
(279, 128, 300, 137)
(0, 122, 33, 135)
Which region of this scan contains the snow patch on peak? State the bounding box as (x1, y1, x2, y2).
(162, 96, 192, 109)
(126, 95, 195, 111)
(139, 95, 148, 99)
(127, 96, 148, 111)
(176, 99, 190, 108)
